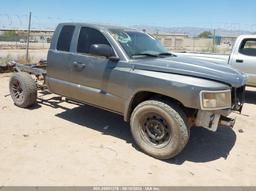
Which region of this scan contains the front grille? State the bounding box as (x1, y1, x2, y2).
(232, 86, 245, 111)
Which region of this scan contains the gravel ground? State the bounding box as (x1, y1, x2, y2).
(0, 73, 256, 186)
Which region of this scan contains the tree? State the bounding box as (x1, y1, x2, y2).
(198, 31, 213, 38)
(4, 30, 16, 38)
(0, 30, 17, 41)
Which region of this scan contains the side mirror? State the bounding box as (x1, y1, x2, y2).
(89, 44, 116, 58)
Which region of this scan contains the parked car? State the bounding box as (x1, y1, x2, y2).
(9, 23, 247, 160)
(176, 35, 256, 87)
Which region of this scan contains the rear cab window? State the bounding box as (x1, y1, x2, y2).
(57, 25, 75, 51)
(239, 39, 256, 56)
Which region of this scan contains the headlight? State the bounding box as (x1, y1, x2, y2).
(200, 90, 231, 110)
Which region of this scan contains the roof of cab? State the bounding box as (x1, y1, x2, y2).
(238, 34, 256, 38)
(58, 22, 137, 31)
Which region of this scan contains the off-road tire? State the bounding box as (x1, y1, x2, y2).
(9, 72, 37, 108)
(130, 100, 190, 160)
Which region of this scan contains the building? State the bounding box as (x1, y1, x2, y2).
(153, 33, 189, 51)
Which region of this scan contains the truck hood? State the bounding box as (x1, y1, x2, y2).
(132, 56, 246, 88)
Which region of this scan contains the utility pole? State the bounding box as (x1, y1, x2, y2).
(26, 12, 32, 64)
(212, 29, 216, 53)
(174, 36, 176, 51)
(193, 36, 195, 52)
(156, 29, 159, 40)
(15, 30, 18, 49)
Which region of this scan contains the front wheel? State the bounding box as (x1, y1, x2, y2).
(130, 100, 190, 160)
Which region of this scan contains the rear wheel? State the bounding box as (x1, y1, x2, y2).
(130, 100, 190, 160)
(9, 72, 37, 108)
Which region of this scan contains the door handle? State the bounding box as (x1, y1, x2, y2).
(236, 59, 244, 63)
(73, 61, 86, 70)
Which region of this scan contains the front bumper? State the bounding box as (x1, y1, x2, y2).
(195, 110, 235, 132)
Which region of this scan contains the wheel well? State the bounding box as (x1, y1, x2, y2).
(126, 91, 196, 122)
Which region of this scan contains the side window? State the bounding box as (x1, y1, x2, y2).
(77, 27, 110, 54)
(57, 25, 75, 51)
(239, 39, 256, 56)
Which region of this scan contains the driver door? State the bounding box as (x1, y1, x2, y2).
(69, 27, 123, 112)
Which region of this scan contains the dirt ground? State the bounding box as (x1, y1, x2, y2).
(0, 73, 256, 186)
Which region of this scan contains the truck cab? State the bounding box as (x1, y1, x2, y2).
(229, 35, 256, 87)
(46, 24, 128, 113)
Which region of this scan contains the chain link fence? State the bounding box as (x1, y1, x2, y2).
(154, 34, 236, 54)
(0, 29, 52, 50)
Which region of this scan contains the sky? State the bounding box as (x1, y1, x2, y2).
(0, 0, 256, 31)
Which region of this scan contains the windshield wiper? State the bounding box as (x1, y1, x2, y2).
(157, 52, 176, 57)
(131, 53, 158, 58)
(131, 52, 176, 59)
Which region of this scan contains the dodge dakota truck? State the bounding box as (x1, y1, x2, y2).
(9, 23, 247, 159)
(176, 35, 256, 87)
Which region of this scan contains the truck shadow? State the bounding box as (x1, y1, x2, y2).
(47, 100, 236, 165)
(168, 127, 236, 165)
(55, 104, 134, 144)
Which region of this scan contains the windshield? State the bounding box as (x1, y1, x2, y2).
(109, 29, 169, 58)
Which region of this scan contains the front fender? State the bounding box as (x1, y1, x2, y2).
(124, 69, 230, 121)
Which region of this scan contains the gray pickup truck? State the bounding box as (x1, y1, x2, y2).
(9, 23, 247, 159)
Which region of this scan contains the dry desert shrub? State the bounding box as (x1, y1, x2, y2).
(0, 54, 12, 65)
(16, 55, 34, 64)
(0, 54, 35, 65)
